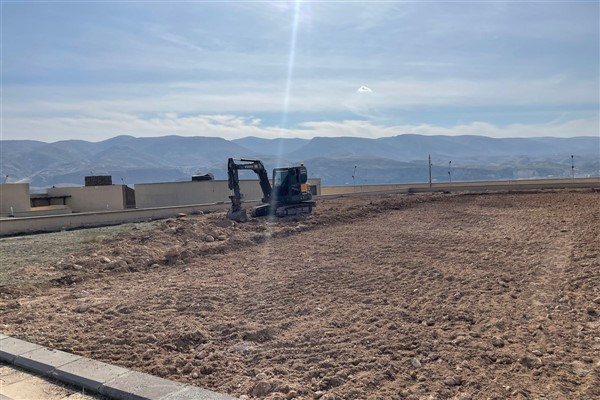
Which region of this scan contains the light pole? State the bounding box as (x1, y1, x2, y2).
(352, 165, 357, 192)
(571, 155, 574, 182)
(448, 161, 452, 183)
(428, 154, 432, 188)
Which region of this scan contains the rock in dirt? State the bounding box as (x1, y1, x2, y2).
(164, 246, 182, 258)
(492, 337, 505, 347)
(205, 235, 215, 243)
(519, 356, 536, 369)
(286, 390, 298, 399)
(313, 391, 324, 399)
(199, 365, 214, 375)
(72, 264, 83, 271)
(74, 304, 90, 313)
(256, 372, 268, 380)
(214, 220, 234, 228)
(411, 358, 422, 368)
(217, 235, 227, 241)
(176, 213, 187, 218)
(251, 381, 273, 397)
(229, 342, 253, 352)
(444, 376, 463, 386)
(593, 297, 600, 305)
(108, 260, 128, 270)
(75, 290, 90, 299)
(586, 307, 597, 316)
(4, 301, 20, 310)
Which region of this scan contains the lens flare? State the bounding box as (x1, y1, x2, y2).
(281, 0, 302, 132)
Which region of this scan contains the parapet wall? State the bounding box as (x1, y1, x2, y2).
(0, 183, 31, 216)
(47, 185, 128, 212)
(0, 201, 259, 236)
(321, 178, 600, 195)
(135, 179, 321, 209)
(135, 180, 262, 209)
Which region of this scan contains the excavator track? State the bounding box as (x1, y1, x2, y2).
(251, 202, 315, 218)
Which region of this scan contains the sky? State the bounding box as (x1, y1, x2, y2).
(2, 1, 599, 142)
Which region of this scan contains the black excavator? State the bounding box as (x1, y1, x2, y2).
(227, 158, 315, 222)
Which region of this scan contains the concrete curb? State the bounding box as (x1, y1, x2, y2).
(0, 335, 236, 400)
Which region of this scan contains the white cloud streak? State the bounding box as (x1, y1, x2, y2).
(5, 77, 597, 118)
(4, 113, 597, 142)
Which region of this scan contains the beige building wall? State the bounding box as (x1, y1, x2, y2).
(47, 185, 127, 212)
(321, 183, 411, 195)
(320, 177, 600, 195)
(1, 201, 261, 236)
(136, 178, 321, 209)
(135, 180, 264, 208)
(0, 183, 31, 215)
(307, 178, 321, 195)
(21, 205, 73, 217)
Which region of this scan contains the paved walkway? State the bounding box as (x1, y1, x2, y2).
(0, 335, 235, 400)
(1, 363, 103, 400)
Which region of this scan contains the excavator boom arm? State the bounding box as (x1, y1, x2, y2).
(227, 158, 272, 205)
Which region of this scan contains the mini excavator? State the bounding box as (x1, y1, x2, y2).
(226, 158, 315, 223)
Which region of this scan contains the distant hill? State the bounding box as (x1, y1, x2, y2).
(232, 137, 309, 156)
(1, 134, 598, 189)
(290, 135, 600, 162)
(288, 137, 401, 161)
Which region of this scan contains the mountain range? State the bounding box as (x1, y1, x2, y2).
(1, 134, 598, 189)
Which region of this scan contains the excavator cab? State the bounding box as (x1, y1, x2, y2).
(272, 166, 312, 204)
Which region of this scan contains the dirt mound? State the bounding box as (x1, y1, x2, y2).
(38, 193, 442, 291)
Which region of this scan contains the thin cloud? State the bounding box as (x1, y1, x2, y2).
(5, 77, 597, 118)
(3, 113, 597, 142)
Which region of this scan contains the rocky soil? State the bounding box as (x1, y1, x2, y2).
(1, 190, 599, 399)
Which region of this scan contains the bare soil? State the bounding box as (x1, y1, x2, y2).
(1, 190, 599, 400)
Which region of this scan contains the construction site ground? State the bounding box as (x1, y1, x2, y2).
(1, 190, 599, 400)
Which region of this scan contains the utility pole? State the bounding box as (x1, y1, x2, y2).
(448, 161, 452, 183)
(428, 154, 432, 188)
(571, 155, 574, 182)
(352, 165, 357, 192)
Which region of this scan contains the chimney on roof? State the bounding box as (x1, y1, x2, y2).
(85, 175, 112, 186)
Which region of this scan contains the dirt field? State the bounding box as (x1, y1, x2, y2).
(1, 190, 599, 400)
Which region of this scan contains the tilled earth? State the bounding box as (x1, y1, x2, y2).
(1, 190, 599, 400)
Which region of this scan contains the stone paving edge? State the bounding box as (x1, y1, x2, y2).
(0, 335, 237, 400)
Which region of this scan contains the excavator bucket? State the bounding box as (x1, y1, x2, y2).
(227, 207, 248, 223)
